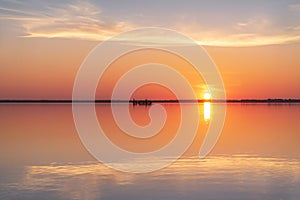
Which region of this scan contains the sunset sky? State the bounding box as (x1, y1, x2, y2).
(1, 0, 300, 99)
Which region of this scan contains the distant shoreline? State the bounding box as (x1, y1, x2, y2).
(0, 99, 300, 104)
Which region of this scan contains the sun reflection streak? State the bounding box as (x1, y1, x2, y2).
(204, 102, 211, 121)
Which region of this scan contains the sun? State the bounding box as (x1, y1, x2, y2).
(204, 93, 211, 100)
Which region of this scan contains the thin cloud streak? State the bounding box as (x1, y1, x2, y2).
(193, 33, 300, 47)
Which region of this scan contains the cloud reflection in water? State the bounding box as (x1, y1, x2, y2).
(7, 155, 300, 200)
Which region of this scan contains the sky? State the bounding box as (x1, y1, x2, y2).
(0, 0, 300, 99)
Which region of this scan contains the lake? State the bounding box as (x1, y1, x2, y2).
(0, 103, 300, 200)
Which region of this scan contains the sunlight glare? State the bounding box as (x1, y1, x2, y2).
(204, 93, 211, 100)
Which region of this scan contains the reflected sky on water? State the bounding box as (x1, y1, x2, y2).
(0, 103, 300, 199)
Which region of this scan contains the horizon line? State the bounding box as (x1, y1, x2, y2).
(1, 98, 300, 104)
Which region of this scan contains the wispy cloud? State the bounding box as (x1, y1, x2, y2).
(1, 1, 300, 47)
(0, 1, 133, 40)
(174, 15, 300, 47)
(289, 3, 300, 13)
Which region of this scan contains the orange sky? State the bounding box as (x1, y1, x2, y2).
(0, 37, 299, 99)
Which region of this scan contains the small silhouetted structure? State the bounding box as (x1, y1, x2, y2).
(132, 98, 152, 106)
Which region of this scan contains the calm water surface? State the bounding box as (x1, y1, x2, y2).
(0, 103, 299, 200)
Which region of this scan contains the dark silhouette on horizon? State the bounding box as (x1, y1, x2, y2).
(132, 99, 152, 106)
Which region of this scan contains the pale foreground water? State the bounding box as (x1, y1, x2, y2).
(0, 104, 300, 200)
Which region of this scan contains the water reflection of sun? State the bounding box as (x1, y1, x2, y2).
(204, 102, 211, 121)
(203, 93, 211, 121)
